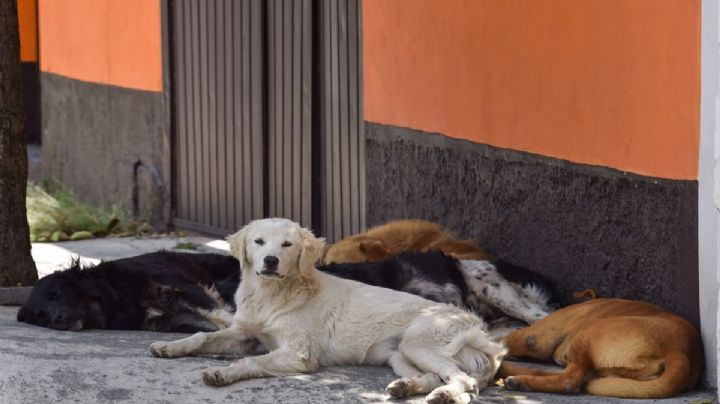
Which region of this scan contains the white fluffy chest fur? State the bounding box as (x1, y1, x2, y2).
(233, 271, 443, 366)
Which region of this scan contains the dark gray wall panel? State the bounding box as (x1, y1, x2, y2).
(170, 0, 362, 236)
(365, 122, 699, 325)
(316, 0, 365, 242)
(171, 0, 264, 235)
(267, 0, 313, 228)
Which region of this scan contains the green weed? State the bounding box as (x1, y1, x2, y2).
(26, 181, 154, 242)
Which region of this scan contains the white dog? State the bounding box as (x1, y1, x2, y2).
(150, 218, 506, 403)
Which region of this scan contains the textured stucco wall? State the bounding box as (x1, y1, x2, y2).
(38, 0, 162, 91)
(363, 0, 701, 180)
(366, 122, 699, 326)
(41, 73, 169, 225)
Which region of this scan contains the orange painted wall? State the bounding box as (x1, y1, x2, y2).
(38, 0, 162, 92)
(18, 0, 37, 62)
(363, 0, 701, 180)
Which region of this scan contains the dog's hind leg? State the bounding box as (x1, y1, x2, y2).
(498, 362, 562, 378)
(504, 362, 588, 394)
(482, 282, 549, 324)
(398, 345, 479, 404)
(399, 311, 506, 403)
(150, 326, 257, 358)
(461, 261, 549, 324)
(504, 336, 592, 393)
(386, 352, 443, 399)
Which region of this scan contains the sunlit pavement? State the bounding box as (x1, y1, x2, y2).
(30, 235, 230, 278)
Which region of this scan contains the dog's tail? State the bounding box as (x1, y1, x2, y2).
(585, 354, 694, 398)
(445, 329, 507, 383)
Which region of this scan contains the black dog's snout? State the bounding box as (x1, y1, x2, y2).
(264, 256, 279, 267)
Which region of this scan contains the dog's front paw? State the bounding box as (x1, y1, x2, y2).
(426, 385, 475, 404)
(150, 341, 181, 358)
(386, 377, 413, 399)
(202, 366, 235, 386)
(425, 388, 455, 404)
(503, 376, 526, 391)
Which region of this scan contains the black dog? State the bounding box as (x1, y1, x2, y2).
(17, 252, 239, 333)
(18, 251, 557, 332)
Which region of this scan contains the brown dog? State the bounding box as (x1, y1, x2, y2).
(500, 298, 703, 398)
(320, 219, 490, 264)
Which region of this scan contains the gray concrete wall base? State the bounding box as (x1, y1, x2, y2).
(40, 73, 169, 227)
(366, 122, 699, 326)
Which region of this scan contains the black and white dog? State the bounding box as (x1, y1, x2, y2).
(17, 252, 239, 332)
(320, 251, 560, 324)
(18, 250, 557, 332)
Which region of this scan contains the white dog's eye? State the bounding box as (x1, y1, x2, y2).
(281, 241, 292, 247)
(254, 238, 265, 246)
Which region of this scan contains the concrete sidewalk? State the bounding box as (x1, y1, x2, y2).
(0, 237, 716, 403)
(0, 305, 715, 404)
(0, 305, 410, 404)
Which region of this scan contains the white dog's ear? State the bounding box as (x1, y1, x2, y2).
(227, 227, 248, 267)
(298, 227, 325, 277)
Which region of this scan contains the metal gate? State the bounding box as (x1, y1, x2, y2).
(316, 0, 365, 241)
(170, 0, 264, 235)
(267, 0, 313, 228)
(168, 0, 364, 240)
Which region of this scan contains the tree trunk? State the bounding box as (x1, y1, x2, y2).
(0, 0, 37, 286)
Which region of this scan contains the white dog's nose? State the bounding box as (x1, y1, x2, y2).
(264, 256, 279, 268)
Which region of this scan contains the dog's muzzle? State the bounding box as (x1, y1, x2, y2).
(259, 256, 281, 277)
(49, 318, 84, 331)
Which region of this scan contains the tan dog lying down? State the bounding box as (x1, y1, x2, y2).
(320, 219, 491, 264)
(500, 298, 703, 398)
(150, 218, 506, 404)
